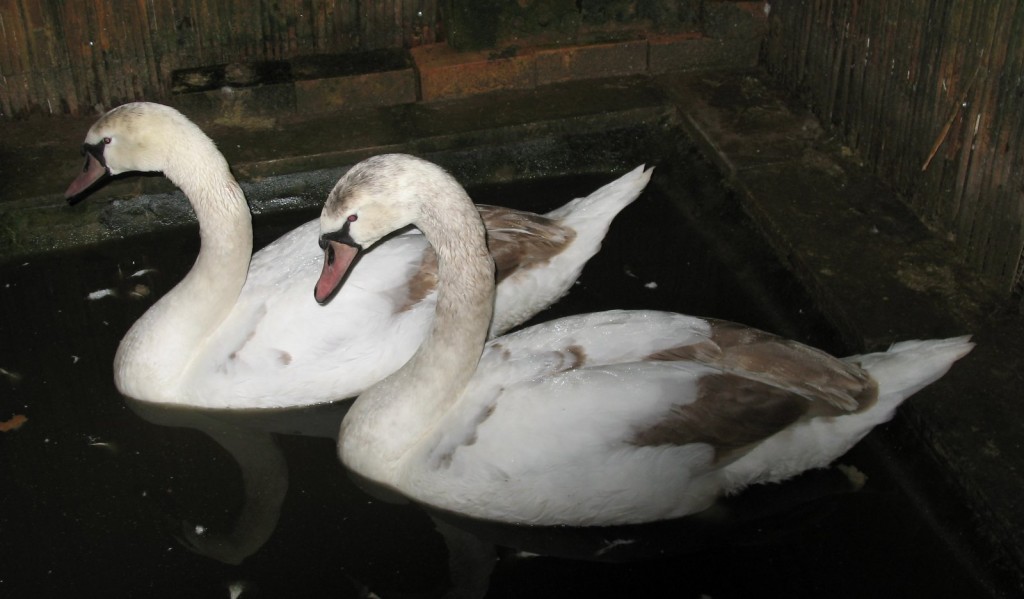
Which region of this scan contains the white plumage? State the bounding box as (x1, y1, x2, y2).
(66, 103, 649, 408)
(323, 154, 973, 526)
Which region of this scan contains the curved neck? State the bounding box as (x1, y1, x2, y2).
(167, 160, 253, 328)
(340, 186, 495, 480)
(115, 146, 253, 398)
(170, 157, 254, 279)
(403, 200, 495, 396)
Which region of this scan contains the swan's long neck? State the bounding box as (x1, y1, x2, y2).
(340, 185, 495, 484)
(114, 138, 253, 401)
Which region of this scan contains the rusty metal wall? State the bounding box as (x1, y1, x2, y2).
(764, 0, 1024, 302)
(0, 0, 438, 118)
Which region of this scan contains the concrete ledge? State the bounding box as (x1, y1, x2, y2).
(412, 32, 761, 102)
(0, 77, 670, 260)
(295, 68, 418, 113)
(535, 38, 648, 85)
(662, 70, 1024, 590)
(169, 50, 419, 123)
(412, 44, 538, 101)
(649, 32, 760, 73)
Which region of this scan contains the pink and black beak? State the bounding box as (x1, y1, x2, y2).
(65, 141, 111, 205)
(315, 222, 363, 305)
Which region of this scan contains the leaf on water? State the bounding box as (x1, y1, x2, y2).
(0, 414, 28, 432)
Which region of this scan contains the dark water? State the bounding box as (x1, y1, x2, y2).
(0, 167, 1007, 598)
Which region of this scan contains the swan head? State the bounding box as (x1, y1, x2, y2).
(315, 154, 460, 305)
(65, 102, 214, 203)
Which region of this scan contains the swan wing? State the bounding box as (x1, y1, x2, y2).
(479, 205, 576, 286)
(190, 220, 435, 407)
(483, 166, 652, 334)
(409, 311, 878, 524)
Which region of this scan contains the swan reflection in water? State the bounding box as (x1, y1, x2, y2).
(124, 396, 866, 598)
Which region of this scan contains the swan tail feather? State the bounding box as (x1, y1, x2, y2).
(849, 335, 974, 412)
(545, 164, 652, 227)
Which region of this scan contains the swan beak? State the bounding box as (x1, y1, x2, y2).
(315, 239, 362, 305)
(65, 153, 110, 204)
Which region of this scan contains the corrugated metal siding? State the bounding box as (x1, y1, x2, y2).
(764, 0, 1024, 301)
(0, 0, 438, 118)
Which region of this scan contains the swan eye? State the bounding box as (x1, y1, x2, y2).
(347, 214, 357, 223)
(102, 137, 112, 144)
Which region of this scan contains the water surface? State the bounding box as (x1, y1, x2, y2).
(0, 168, 1000, 597)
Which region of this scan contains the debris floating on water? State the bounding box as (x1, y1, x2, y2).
(594, 538, 637, 557)
(87, 288, 117, 300)
(836, 463, 868, 490)
(129, 284, 151, 299)
(227, 580, 249, 599)
(0, 367, 22, 383)
(0, 414, 28, 432)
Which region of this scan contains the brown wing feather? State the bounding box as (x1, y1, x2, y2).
(631, 373, 813, 462)
(399, 246, 439, 312)
(635, 320, 878, 462)
(478, 205, 576, 284)
(397, 205, 577, 312)
(648, 320, 876, 412)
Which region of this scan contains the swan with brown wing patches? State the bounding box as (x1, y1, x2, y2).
(321, 154, 972, 526)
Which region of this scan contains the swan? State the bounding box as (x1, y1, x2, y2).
(64, 102, 650, 409)
(319, 154, 974, 526)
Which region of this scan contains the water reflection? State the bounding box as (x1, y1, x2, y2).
(124, 399, 301, 565)
(123, 391, 865, 598)
(123, 397, 501, 595)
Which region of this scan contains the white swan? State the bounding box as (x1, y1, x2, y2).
(65, 103, 650, 409)
(321, 154, 974, 526)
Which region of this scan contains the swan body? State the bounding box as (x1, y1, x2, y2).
(322, 154, 974, 526)
(65, 103, 650, 409)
